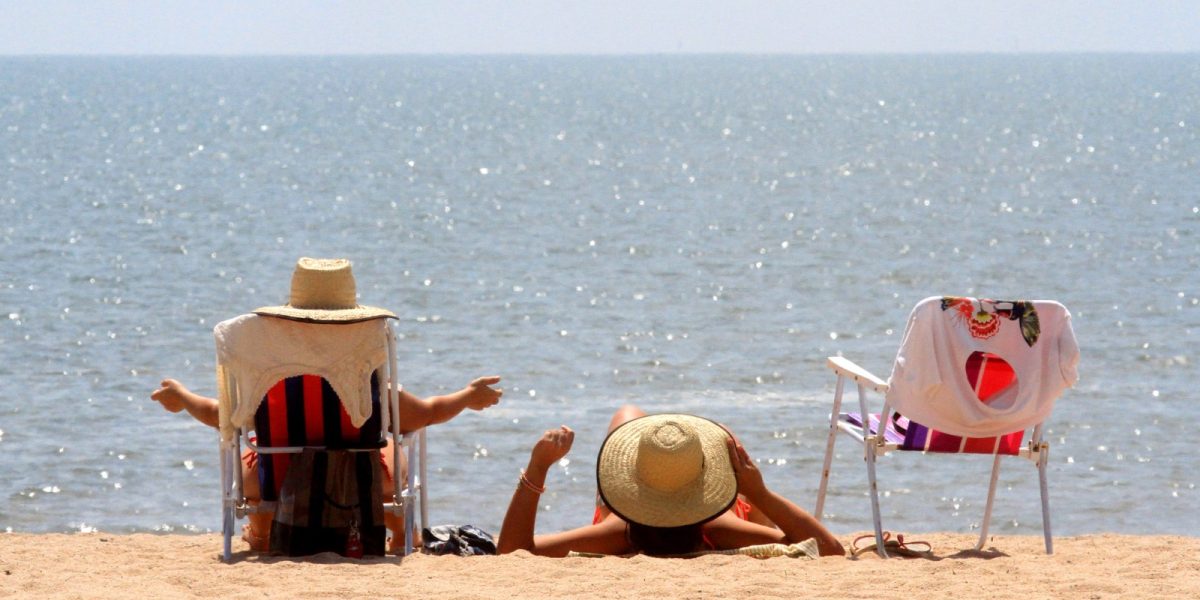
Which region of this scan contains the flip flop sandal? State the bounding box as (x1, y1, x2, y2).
(850, 531, 933, 559)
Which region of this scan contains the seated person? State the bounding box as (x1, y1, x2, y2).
(152, 375, 500, 551)
(497, 405, 844, 557)
(151, 257, 502, 552)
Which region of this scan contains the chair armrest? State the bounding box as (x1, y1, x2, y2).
(826, 356, 889, 394)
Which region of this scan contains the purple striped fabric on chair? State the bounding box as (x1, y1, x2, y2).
(842, 412, 908, 446)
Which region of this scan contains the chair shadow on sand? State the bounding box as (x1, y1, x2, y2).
(945, 546, 1009, 560)
(219, 548, 402, 565)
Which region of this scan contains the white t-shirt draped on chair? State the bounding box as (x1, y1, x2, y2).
(886, 296, 1079, 437)
(214, 314, 389, 432)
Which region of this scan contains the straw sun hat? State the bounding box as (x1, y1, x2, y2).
(253, 257, 396, 323)
(597, 414, 737, 528)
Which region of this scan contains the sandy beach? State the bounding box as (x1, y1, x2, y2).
(1, 532, 1195, 599)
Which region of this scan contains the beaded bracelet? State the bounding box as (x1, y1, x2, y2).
(519, 469, 546, 494)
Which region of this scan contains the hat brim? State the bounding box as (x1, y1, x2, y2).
(596, 414, 737, 528)
(253, 304, 396, 324)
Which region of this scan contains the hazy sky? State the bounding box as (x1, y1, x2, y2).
(2, 1, 1197, 55)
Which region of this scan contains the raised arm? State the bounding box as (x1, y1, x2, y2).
(712, 436, 845, 557)
(496, 427, 630, 557)
(395, 376, 502, 433)
(497, 425, 573, 554)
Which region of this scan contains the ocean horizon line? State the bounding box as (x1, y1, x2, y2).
(2, 50, 1197, 59)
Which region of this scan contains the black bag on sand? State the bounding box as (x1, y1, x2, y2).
(269, 448, 386, 557)
(421, 524, 497, 556)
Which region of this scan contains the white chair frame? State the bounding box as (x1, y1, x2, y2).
(218, 324, 429, 561)
(814, 356, 1053, 557)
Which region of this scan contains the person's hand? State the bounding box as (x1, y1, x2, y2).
(462, 376, 502, 411)
(529, 425, 574, 471)
(726, 435, 768, 502)
(151, 379, 188, 413)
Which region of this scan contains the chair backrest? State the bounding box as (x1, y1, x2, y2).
(215, 314, 393, 441)
(253, 372, 384, 501)
(886, 296, 1079, 440)
(896, 352, 1025, 454)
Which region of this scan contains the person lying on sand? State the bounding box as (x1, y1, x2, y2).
(150, 257, 503, 552)
(496, 404, 844, 557)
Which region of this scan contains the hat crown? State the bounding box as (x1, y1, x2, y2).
(253, 257, 394, 323)
(635, 421, 704, 493)
(288, 257, 358, 310)
(596, 413, 736, 528)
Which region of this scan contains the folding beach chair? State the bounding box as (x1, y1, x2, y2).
(814, 296, 1079, 556)
(214, 314, 429, 561)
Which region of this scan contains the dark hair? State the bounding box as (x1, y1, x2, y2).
(625, 521, 706, 556)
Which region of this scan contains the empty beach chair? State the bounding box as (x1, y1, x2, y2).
(814, 296, 1079, 555)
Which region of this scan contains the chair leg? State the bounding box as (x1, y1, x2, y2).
(864, 437, 887, 557)
(1038, 445, 1053, 554)
(404, 436, 418, 556)
(404, 502, 415, 556)
(220, 444, 234, 562)
(814, 376, 846, 521)
(419, 428, 429, 532)
(851, 382, 887, 557)
(975, 452, 1002, 550)
(391, 432, 406, 557)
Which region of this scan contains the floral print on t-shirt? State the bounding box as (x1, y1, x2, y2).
(940, 296, 1041, 347)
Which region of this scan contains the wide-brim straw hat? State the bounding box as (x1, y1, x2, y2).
(597, 414, 737, 528)
(253, 257, 396, 323)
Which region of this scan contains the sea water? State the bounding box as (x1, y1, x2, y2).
(0, 55, 1196, 538)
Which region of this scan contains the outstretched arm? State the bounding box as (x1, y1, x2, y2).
(720, 436, 844, 556)
(396, 376, 502, 433)
(151, 379, 219, 428)
(153, 374, 502, 434)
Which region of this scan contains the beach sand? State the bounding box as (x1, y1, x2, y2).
(1, 533, 1196, 599)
